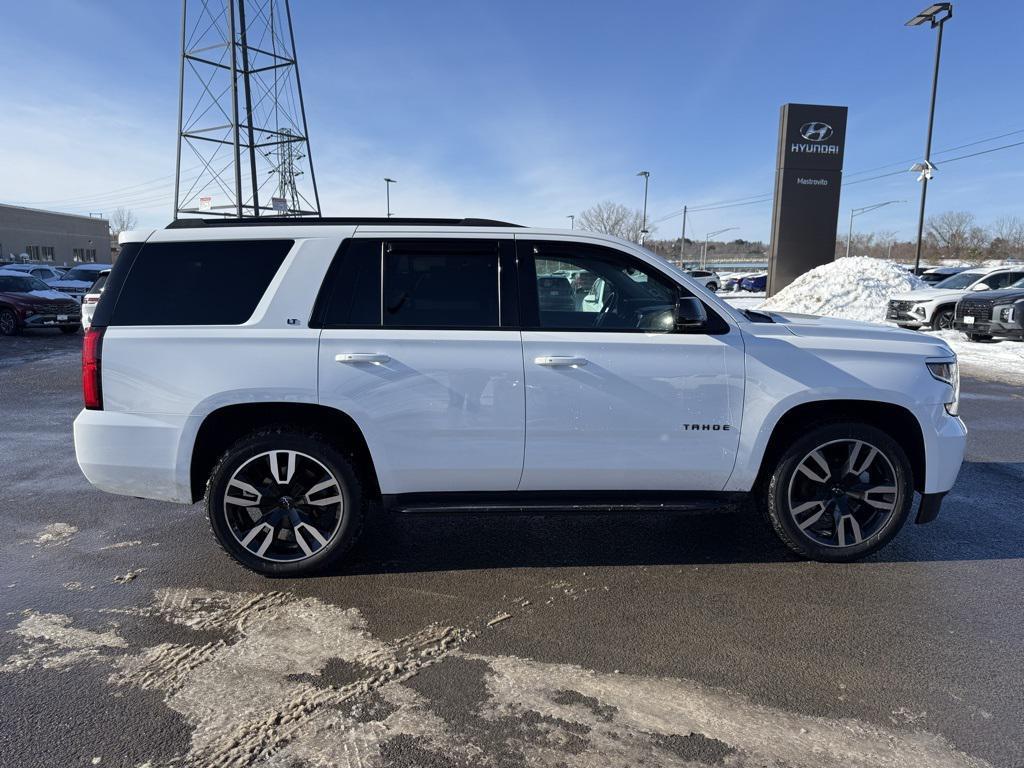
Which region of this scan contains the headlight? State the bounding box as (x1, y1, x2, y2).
(913, 302, 928, 317)
(927, 360, 960, 416)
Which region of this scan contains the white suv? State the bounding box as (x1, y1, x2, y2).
(888, 265, 1024, 330)
(74, 218, 966, 574)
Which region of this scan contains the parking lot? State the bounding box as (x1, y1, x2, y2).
(1, 330, 1022, 768)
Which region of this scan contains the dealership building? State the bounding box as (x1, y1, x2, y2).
(0, 204, 112, 267)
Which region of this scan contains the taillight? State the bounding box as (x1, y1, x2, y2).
(82, 327, 104, 410)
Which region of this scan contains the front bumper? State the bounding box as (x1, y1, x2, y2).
(73, 409, 192, 504)
(887, 301, 929, 327)
(24, 311, 81, 328)
(952, 319, 1024, 338)
(920, 403, 967, 496)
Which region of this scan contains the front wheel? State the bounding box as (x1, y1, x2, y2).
(762, 423, 914, 562)
(931, 307, 955, 331)
(0, 308, 19, 336)
(206, 429, 365, 576)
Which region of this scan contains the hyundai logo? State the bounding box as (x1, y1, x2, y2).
(799, 122, 833, 142)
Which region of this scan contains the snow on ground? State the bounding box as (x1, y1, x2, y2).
(759, 256, 923, 323)
(720, 258, 1024, 384)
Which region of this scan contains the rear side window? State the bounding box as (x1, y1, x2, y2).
(383, 240, 499, 328)
(315, 239, 383, 327)
(109, 240, 291, 326)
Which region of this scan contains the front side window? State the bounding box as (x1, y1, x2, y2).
(524, 242, 679, 332)
(935, 271, 984, 290)
(383, 240, 499, 328)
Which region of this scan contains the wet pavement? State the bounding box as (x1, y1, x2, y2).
(1, 331, 1022, 767)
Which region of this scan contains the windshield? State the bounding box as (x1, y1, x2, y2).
(62, 268, 101, 281)
(933, 271, 983, 289)
(0, 275, 50, 292)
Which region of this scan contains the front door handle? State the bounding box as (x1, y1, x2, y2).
(534, 356, 588, 367)
(335, 353, 391, 364)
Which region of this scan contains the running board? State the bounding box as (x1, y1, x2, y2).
(382, 491, 746, 515)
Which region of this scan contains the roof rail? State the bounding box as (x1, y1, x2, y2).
(165, 216, 523, 229)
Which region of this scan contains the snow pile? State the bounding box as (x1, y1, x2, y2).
(761, 257, 924, 323)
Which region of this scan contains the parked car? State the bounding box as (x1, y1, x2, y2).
(953, 277, 1024, 342)
(80, 269, 110, 330)
(739, 273, 768, 293)
(919, 266, 971, 286)
(75, 217, 964, 575)
(887, 265, 1024, 330)
(685, 269, 720, 291)
(0, 269, 82, 335)
(2, 263, 66, 285)
(49, 263, 112, 303)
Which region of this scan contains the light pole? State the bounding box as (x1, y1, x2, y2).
(678, 205, 688, 268)
(906, 2, 953, 273)
(702, 227, 737, 270)
(567, 214, 574, 230)
(636, 171, 650, 244)
(384, 177, 397, 217)
(845, 200, 905, 259)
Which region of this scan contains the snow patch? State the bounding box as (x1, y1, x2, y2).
(761, 256, 924, 323)
(32, 522, 78, 547)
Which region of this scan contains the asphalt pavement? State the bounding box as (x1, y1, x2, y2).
(1, 330, 1022, 768)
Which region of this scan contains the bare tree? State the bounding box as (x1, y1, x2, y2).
(109, 207, 138, 237)
(990, 215, 1024, 260)
(577, 201, 655, 243)
(925, 210, 989, 261)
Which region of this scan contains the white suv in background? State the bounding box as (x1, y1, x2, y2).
(74, 218, 965, 575)
(888, 265, 1024, 330)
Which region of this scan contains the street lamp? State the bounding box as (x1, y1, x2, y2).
(702, 227, 737, 269)
(906, 2, 953, 273)
(845, 200, 905, 259)
(636, 171, 650, 244)
(384, 178, 397, 217)
(567, 214, 574, 230)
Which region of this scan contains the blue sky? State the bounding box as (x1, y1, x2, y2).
(1, 0, 1022, 242)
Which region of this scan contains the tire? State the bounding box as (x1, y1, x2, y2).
(206, 428, 365, 576)
(931, 306, 955, 331)
(707, 282, 719, 292)
(60, 325, 80, 335)
(0, 308, 19, 336)
(761, 422, 914, 562)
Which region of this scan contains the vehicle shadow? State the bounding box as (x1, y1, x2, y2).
(330, 460, 1024, 576)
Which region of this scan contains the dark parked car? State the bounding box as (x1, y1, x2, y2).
(920, 266, 970, 286)
(0, 270, 82, 335)
(739, 273, 768, 293)
(953, 277, 1024, 341)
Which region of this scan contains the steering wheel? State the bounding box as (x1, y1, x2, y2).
(594, 289, 620, 328)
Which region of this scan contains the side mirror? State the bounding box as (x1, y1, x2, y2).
(971, 283, 991, 291)
(673, 296, 707, 330)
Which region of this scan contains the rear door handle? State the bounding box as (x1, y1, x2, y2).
(534, 356, 588, 367)
(335, 353, 391, 364)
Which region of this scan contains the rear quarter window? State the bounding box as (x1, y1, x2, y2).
(108, 240, 291, 326)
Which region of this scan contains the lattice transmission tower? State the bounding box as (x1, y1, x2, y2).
(174, 0, 321, 219)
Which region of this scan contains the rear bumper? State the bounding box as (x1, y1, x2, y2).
(73, 409, 192, 503)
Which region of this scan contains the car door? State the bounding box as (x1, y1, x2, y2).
(517, 238, 744, 492)
(317, 236, 525, 495)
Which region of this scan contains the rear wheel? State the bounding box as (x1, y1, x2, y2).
(931, 307, 955, 331)
(206, 429, 365, 576)
(762, 423, 914, 562)
(0, 308, 19, 336)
